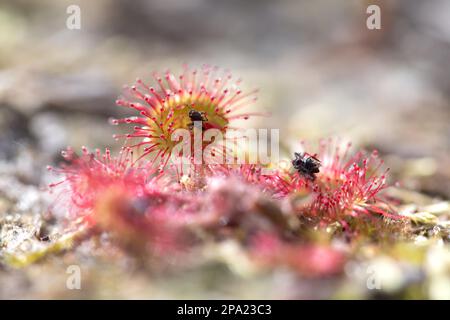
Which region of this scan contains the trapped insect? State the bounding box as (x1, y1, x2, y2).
(188, 109, 208, 130)
(292, 152, 321, 181)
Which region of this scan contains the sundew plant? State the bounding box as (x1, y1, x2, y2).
(28, 64, 412, 276)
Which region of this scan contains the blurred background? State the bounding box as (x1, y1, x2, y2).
(0, 0, 449, 298)
(1, 0, 450, 195)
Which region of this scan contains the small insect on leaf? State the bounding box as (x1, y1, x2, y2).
(292, 152, 321, 181)
(188, 109, 208, 130)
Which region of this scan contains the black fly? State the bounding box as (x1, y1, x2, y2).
(188, 109, 208, 130)
(292, 152, 321, 181)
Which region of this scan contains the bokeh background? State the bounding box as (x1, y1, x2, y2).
(0, 0, 449, 299)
